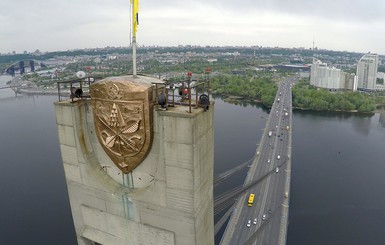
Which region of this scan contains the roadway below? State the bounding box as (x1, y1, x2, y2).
(220, 76, 296, 245)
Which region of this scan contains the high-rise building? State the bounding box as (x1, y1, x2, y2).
(310, 58, 347, 90)
(356, 53, 379, 90)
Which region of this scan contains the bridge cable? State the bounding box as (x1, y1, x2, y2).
(213, 158, 252, 187)
(214, 203, 235, 236)
(214, 159, 289, 214)
(214, 190, 240, 215)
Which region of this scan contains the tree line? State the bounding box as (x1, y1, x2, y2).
(209, 75, 378, 112)
(210, 74, 277, 107)
(292, 84, 376, 112)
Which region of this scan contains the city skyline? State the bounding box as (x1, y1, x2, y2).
(1, 0, 385, 54)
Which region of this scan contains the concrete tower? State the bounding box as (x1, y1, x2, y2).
(55, 75, 214, 245)
(356, 53, 379, 90)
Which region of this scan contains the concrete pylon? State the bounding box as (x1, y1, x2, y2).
(54, 75, 214, 245)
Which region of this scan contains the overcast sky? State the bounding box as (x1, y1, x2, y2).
(1, 0, 385, 54)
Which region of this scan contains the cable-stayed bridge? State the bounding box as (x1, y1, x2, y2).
(214, 76, 297, 245)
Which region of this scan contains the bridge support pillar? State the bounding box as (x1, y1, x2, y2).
(54, 75, 214, 245)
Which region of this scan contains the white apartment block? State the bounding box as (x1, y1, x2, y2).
(310, 58, 348, 90)
(356, 53, 379, 90)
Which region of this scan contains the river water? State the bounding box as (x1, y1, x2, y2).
(1, 75, 385, 245)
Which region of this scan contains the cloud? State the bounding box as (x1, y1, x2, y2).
(0, 0, 384, 54)
(143, 0, 385, 21)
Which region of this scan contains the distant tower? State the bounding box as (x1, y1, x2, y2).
(30, 60, 35, 72)
(54, 75, 214, 245)
(356, 53, 379, 90)
(19, 61, 25, 75)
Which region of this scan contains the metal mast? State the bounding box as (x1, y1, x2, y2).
(131, 0, 139, 77)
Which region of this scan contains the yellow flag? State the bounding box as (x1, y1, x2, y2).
(131, 0, 139, 36)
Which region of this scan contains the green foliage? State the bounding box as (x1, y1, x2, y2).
(210, 74, 277, 107)
(292, 85, 376, 112)
(378, 65, 385, 73)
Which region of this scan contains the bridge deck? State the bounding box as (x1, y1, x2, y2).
(220, 77, 296, 245)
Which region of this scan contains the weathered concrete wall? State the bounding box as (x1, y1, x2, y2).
(54, 96, 214, 245)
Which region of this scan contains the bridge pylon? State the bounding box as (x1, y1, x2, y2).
(54, 75, 215, 245)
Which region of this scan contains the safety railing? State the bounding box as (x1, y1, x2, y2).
(57, 76, 103, 102)
(56, 69, 212, 114)
(153, 69, 212, 113)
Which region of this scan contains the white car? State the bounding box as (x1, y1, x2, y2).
(247, 220, 251, 227)
(277, 155, 281, 160)
(275, 167, 279, 173)
(253, 218, 257, 225)
(267, 159, 271, 163)
(262, 214, 266, 221)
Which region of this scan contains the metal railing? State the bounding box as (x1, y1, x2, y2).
(56, 70, 212, 114)
(57, 76, 103, 102)
(153, 71, 211, 113)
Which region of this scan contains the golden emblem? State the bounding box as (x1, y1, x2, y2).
(90, 77, 153, 173)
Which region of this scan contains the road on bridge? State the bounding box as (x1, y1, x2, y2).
(221, 76, 297, 245)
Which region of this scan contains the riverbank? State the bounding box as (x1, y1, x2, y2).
(17, 88, 61, 95)
(9, 76, 385, 115)
(7, 76, 72, 97)
(293, 105, 384, 114)
(221, 94, 383, 114)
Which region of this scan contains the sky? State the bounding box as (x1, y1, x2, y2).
(1, 0, 385, 55)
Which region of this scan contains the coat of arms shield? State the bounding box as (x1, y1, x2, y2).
(90, 77, 153, 173)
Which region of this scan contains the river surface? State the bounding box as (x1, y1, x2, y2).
(1, 75, 385, 245)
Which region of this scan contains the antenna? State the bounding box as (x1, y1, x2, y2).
(313, 35, 315, 50)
